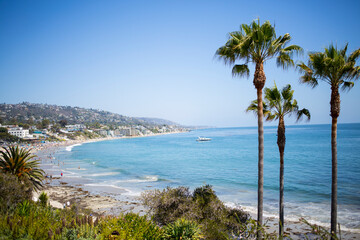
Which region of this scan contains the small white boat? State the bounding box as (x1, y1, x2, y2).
(196, 137, 211, 141)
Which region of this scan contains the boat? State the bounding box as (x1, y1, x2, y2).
(196, 137, 211, 141)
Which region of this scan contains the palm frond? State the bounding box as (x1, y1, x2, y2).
(348, 48, 360, 62)
(0, 146, 44, 191)
(341, 81, 354, 91)
(245, 100, 272, 121)
(232, 64, 250, 78)
(296, 108, 311, 122)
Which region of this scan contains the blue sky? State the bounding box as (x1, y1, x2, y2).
(0, 0, 359, 127)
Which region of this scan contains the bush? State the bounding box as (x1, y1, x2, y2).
(38, 192, 49, 207)
(164, 218, 202, 240)
(142, 185, 249, 240)
(97, 213, 164, 239)
(0, 173, 32, 213)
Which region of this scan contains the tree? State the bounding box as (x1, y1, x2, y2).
(41, 119, 50, 129)
(247, 83, 310, 237)
(298, 44, 360, 237)
(0, 146, 44, 191)
(216, 19, 302, 236)
(59, 119, 68, 128)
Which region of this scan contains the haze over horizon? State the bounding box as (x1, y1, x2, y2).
(1, 0, 359, 127)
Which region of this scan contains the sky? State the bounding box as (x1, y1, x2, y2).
(0, 0, 359, 127)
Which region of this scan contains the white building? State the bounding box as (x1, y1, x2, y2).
(8, 127, 29, 138)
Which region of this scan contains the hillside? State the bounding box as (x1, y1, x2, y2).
(0, 102, 180, 127)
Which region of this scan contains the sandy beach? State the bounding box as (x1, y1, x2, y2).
(32, 137, 359, 240)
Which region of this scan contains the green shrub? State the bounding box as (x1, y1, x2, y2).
(97, 213, 165, 239)
(142, 186, 193, 225)
(164, 218, 202, 240)
(142, 185, 249, 240)
(38, 192, 49, 207)
(0, 173, 32, 213)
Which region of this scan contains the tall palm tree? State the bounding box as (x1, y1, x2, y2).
(247, 83, 310, 237)
(298, 44, 360, 237)
(0, 146, 44, 191)
(216, 19, 302, 235)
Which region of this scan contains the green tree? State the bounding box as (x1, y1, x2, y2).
(41, 119, 50, 129)
(298, 44, 360, 237)
(0, 146, 44, 191)
(247, 83, 310, 237)
(216, 19, 301, 236)
(59, 119, 68, 128)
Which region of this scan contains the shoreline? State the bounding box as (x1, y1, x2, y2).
(33, 134, 359, 240)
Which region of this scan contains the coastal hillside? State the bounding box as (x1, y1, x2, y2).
(0, 102, 179, 127)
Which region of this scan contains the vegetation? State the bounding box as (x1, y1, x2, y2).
(0, 127, 20, 143)
(0, 171, 343, 240)
(298, 44, 360, 236)
(0, 146, 44, 191)
(247, 83, 310, 237)
(0, 173, 33, 213)
(142, 185, 249, 239)
(216, 19, 302, 237)
(0, 102, 179, 128)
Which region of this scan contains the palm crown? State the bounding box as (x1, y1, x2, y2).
(246, 84, 310, 122)
(0, 146, 44, 191)
(298, 44, 360, 90)
(216, 19, 302, 86)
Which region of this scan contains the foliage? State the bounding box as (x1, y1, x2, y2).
(96, 213, 165, 239)
(38, 192, 49, 207)
(163, 218, 202, 240)
(216, 19, 302, 76)
(142, 185, 249, 240)
(298, 44, 360, 91)
(229, 218, 277, 240)
(0, 172, 32, 213)
(0, 146, 44, 190)
(0, 127, 21, 143)
(247, 83, 310, 122)
(0, 102, 176, 128)
(301, 218, 342, 240)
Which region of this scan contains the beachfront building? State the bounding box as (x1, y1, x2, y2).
(8, 127, 30, 138)
(65, 124, 87, 132)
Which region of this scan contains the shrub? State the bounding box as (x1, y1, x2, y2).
(38, 192, 49, 207)
(142, 186, 193, 225)
(164, 218, 202, 240)
(0, 172, 32, 213)
(142, 185, 249, 240)
(97, 213, 165, 239)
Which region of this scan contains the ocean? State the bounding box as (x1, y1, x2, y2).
(52, 123, 360, 232)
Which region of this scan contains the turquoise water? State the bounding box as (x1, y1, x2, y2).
(55, 123, 360, 232)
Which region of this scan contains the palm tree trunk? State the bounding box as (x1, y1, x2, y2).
(277, 118, 286, 238)
(254, 62, 266, 239)
(331, 117, 337, 238)
(330, 86, 340, 238)
(257, 87, 264, 239)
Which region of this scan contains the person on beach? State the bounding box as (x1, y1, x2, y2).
(61, 172, 63, 177)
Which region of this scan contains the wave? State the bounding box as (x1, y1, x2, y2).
(116, 175, 160, 183)
(65, 168, 87, 171)
(84, 183, 126, 191)
(65, 143, 82, 152)
(88, 172, 120, 177)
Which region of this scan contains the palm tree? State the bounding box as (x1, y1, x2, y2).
(247, 83, 310, 237)
(298, 44, 360, 237)
(216, 19, 302, 235)
(0, 146, 44, 191)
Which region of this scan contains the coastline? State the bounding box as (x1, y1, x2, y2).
(33, 133, 359, 240)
